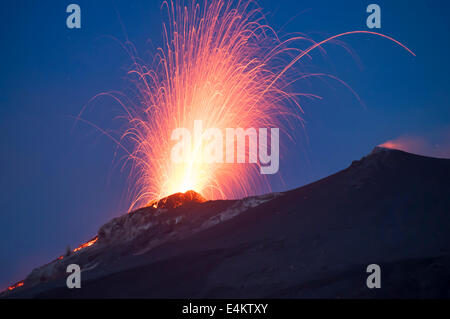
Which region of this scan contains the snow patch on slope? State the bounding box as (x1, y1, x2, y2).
(201, 193, 281, 229)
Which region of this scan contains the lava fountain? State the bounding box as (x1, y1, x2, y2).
(123, 0, 305, 209)
(79, 0, 414, 211)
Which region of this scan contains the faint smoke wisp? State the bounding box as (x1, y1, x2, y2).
(380, 131, 450, 159)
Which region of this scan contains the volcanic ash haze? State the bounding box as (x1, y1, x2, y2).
(4, 147, 450, 298)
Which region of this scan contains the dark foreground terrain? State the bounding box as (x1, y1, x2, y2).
(3, 147, 450, 298)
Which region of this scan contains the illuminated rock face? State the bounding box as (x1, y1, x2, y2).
(3, 188, 278, 296)
(149, 190, 207, 209)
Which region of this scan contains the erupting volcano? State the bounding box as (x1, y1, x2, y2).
(5, 0, 450, 304)
(2, 0, 419, 296)
(76, 0, 414, 212)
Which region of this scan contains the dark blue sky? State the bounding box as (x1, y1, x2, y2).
(1, 0, 449, 289)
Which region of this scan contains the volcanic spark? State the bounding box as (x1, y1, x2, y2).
(122, 0, 304, 209)
(80, 0, 414, 211)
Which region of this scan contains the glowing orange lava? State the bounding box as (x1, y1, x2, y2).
(8, 281, 24, 291)
(73, 236, 98, 253)
(5, 1, 416, 294)
(119, 0, 304, 210)
(79, 0, 414, 211)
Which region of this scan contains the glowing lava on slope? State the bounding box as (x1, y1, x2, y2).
(7, 281, 24, 291)
(72, 236, 99, 253)
(3, 238, 99, 293)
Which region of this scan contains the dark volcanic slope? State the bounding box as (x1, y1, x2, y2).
(5, 147, 450, 298)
